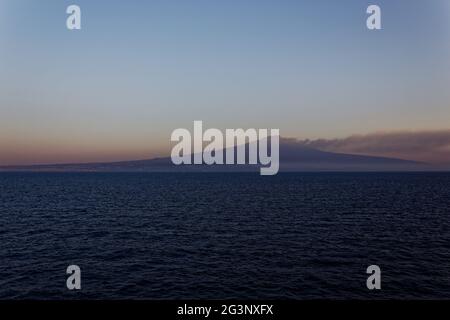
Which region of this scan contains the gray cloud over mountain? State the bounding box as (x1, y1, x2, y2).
(286, 130, 450, 165)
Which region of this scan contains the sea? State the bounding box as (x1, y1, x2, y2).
(0, 172, 449, 299)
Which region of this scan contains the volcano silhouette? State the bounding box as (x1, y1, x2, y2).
(0, 139, 428, 172)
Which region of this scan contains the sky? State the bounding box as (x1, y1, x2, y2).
(0, 0, 449, 165)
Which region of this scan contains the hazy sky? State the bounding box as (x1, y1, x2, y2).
(1, 0, 449, 165)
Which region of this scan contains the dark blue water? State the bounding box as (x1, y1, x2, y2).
(1, 172, 449, 299)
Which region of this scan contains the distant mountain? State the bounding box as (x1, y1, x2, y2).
(278, 142, 427, 171)
(0, 140, 430, 172)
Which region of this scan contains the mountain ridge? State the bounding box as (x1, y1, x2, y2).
(0, 141, 431, 172)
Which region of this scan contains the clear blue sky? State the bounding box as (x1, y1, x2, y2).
(0, 0, 449, 164)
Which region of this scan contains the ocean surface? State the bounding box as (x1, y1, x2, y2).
(0, 172, 449, 299)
